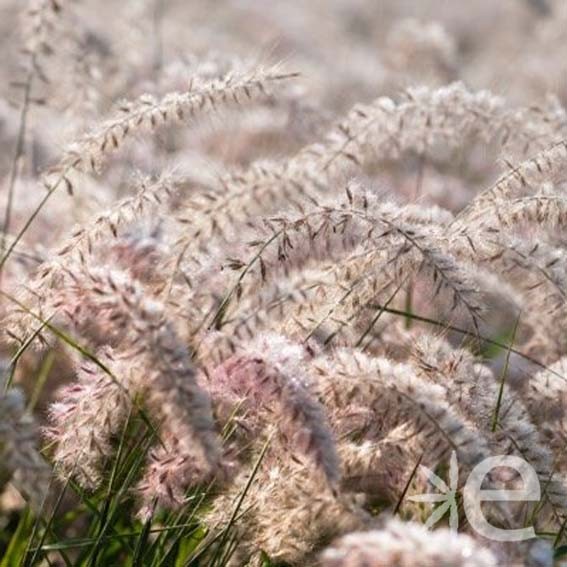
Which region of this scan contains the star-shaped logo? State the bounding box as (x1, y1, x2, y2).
(408, 450, 459, 531)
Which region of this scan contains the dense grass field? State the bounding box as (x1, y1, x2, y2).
(2, 1, 567, 565)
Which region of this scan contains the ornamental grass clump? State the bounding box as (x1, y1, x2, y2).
(2, 0, 567, 565)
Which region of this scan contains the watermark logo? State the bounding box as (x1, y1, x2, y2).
(409, 450, 459, 531)
(408, 451, 540, 542)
